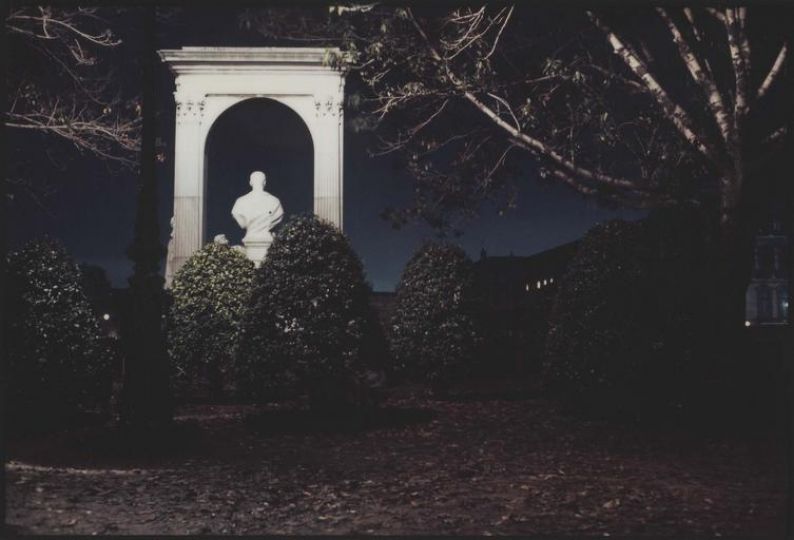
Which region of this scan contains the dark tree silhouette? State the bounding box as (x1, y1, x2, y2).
(243, 4, 791, 336)
(118, 6, 171, 429)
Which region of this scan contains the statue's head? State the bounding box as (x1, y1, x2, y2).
(250, 171, 266, 190)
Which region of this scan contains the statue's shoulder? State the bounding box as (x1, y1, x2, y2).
(264, 191, 281, 204)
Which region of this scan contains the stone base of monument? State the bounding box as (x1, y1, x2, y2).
(243, 239, 272, 268)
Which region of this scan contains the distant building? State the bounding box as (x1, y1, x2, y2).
(474, 242, 579, 312)
(745, 220, 789, 326)
(473, 241, 579, 375)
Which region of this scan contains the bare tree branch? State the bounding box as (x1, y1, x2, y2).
(656, 8, 733, 147)
(705, 8, 726, 24)
(583, 63, 646, 92)
(406, 8, 640, 191)
(7, 10, 121, 47)
(682, 8, 715, 79)
(757, 41, 788, 100)
(724, 8, 749, 121)
(465, 91, 636, 189)
(486, 92, 521, 131)
(763, 125, 788, 146)
(737, 7, 751, 81)
(587, 11, 720, 167)
(5, 7, 140, 168)
(484, 5, 513, 61)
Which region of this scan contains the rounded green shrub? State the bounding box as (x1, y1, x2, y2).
(5, 238, 112, 429)
(544, 216, 705, 420)
(235, 214, 377, 408)
(168, 241, 255, 401)
(390, 242, 479, 392)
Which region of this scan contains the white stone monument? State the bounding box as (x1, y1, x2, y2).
(158, 47, 347, 283)
(231, 171, 284, 266)
(164, 216, 176, 288)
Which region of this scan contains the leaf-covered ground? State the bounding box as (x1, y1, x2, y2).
(5, 384, 787, 536)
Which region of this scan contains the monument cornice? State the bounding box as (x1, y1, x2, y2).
(158, 46, 348, 75)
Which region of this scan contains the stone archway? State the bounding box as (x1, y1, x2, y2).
(158, 47, 346, 280)
(204, 98, 314, 244)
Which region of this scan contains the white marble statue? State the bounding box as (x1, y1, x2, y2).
(231, 171, 284, 266)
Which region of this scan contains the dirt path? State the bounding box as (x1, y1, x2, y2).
(5, 395, 787, 535)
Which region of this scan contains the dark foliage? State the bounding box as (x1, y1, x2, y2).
(544, 213, 716, 421)
(169, 242, 255, 401)
(5, 239, 113, 430)
(235, 214, 379, 409)
(390, 242, 480, 392)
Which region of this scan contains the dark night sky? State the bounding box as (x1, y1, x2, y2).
(6, 8, 644, 291)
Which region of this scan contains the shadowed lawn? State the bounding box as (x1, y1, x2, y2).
(5, 384, 787, 536)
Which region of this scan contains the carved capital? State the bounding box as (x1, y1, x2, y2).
(175, 96, 206, 124)
(314, 95, 343, 118)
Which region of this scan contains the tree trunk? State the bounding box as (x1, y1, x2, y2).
(699, 182, 758, 422)
(119, 6, 172, 429)
(717, 210, 755, 333)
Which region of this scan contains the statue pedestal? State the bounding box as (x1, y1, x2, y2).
(243, 238, 272, 268)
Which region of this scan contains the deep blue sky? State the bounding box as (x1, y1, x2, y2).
(6, 7, 644, 291)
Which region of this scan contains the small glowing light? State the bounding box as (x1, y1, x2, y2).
(744, 320, 751, 327)
(536, 281, 541, 289)
(525, 283, 530, 292)
(103, 313, 111, 321)
(543, 279, 548, 286)
(550, 277, 554, 284)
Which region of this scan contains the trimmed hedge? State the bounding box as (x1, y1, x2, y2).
(390, 242, 479, 393)
(5, 238, 112, 429)
(168, 241, 255, 401)
(235, 214, 378, 409)
(543, 216, 707, 420)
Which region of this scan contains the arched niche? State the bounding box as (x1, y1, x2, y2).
(204, 97, 313, 244)
(158, 47, 346, 283)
